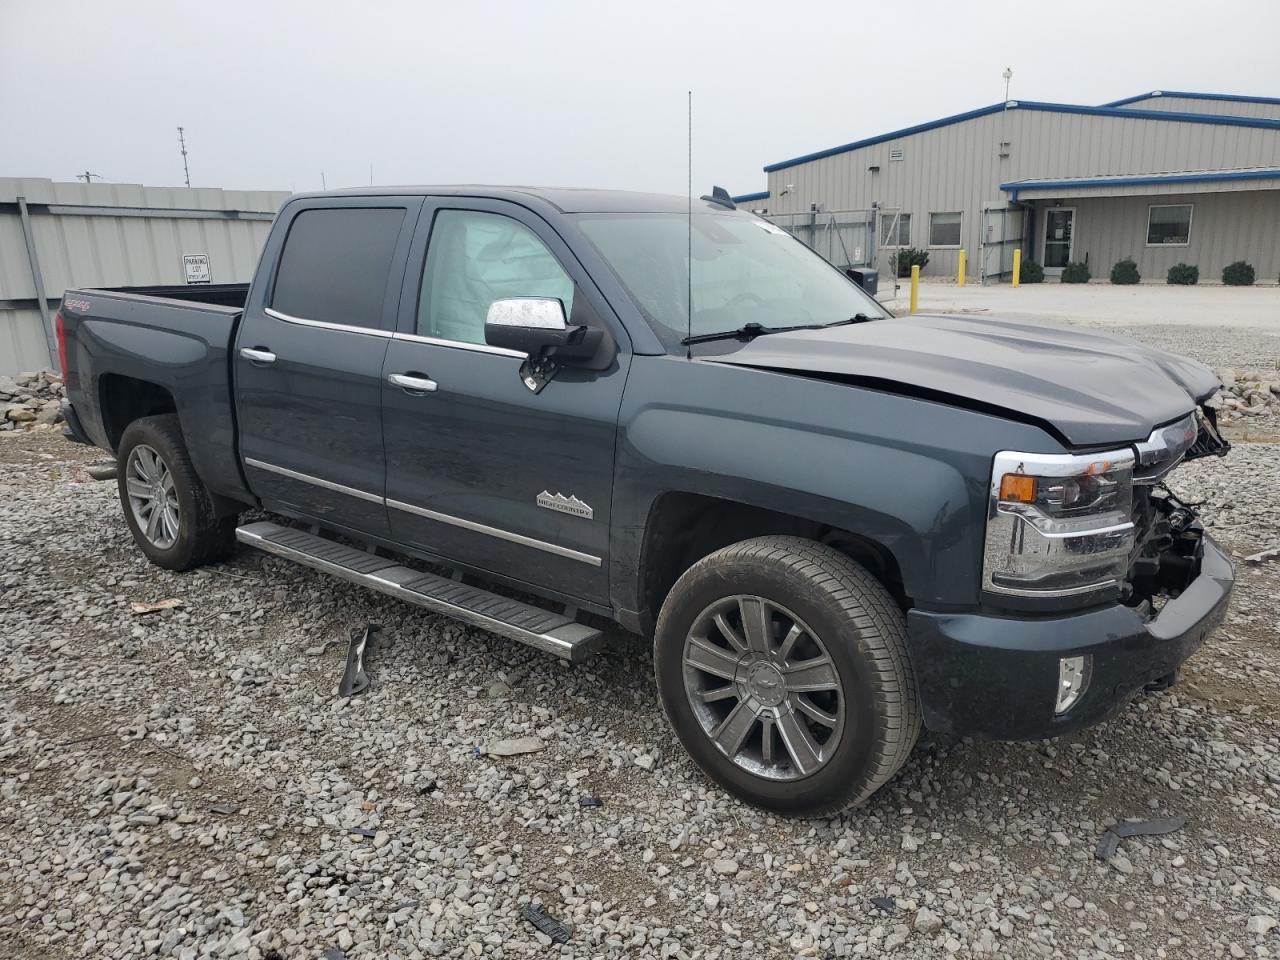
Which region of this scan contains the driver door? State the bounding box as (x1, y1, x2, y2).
(379, 198, 629, 605)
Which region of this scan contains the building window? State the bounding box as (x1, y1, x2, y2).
(880, 212, 910, 247)
(929, 212, 963, 248)
(1147, 204, 1193, 245)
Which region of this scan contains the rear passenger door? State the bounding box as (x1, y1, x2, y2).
(235, 197, 420, 535)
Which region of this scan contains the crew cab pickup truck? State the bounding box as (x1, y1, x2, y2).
(57, 186, 1233, 815)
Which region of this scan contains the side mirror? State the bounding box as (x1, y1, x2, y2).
(484, 298, 600, 360)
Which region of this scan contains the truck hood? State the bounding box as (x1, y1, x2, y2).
(702, 314, 1220, 447)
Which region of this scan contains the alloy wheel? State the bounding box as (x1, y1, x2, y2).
(125, 443, 180, 549)
(682, 595, 845, 780)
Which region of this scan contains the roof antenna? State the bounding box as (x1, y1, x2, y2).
(686, 89, 693, 360)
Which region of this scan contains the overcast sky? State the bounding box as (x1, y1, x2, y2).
(3, 0, 1279, 198)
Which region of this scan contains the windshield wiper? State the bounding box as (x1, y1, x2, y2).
(681, 313, 878, 346)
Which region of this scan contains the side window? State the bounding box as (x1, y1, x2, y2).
(272, 207, 405, 328)
(417, 210, 574, 344)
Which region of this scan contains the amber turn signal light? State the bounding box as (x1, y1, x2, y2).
(999, 473, 1037, 503)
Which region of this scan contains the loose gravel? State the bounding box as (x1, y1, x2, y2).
(3, 325, 1279, 959)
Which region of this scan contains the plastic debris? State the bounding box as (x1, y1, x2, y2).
(322, 949, 346, 960)
(338, 623, 379, 698)
(523, 902, 571, 944)
(579, 795, 603, 808)
(1095, 816, 1186, 861)
(348, 827, 376, 839)
(209, 803, 239, 816)
(130, 598, 183, 615)
(487, 736, 545, 757)
(869, 896, 897, 913)
(1243, 545, 1280, 564)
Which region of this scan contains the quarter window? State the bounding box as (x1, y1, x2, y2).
(1147, 204, 1193, 245)
(929, 212, 963, 247)
(418, 210, 574, 344)
(272, 207, 405, 328)
(879, 212, 910, 247)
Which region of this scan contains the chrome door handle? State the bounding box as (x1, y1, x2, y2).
(239, 347, 277, 364)
(388, 372, 438, 394)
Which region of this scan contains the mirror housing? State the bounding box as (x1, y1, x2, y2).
(484, 297, 601, 360)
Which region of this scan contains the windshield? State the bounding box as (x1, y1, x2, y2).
(576, 212, 890, 347)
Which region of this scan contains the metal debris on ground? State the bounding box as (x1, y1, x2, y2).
(522, 902, 571, 944)
(869, 897, 897, 913)
(1243, 545, 1280, 564)
(130, 598, 183, 615)
(486, 736, 545, 757)
(1095, 816, 1187, 861)
(84, 462, 117, 480)
(347, 827, 376, 838)
(337, 623, 380, 698)
(208, 803, 239, 816)
(579, 794, 603, 808)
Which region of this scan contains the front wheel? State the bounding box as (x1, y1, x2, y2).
(116, 414, 236, 571)
(654, 536, 920, 816)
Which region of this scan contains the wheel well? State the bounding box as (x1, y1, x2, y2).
(639, 492, 907, 629)
(99, 375, 177, 451)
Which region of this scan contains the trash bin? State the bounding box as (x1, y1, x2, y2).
(845, 267, 878, 296)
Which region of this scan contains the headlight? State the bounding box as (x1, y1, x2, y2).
(983, 449, 1135, 598)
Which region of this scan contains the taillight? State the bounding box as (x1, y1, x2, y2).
(55, 311, 68, 375)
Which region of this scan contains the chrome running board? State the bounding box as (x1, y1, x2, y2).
(236, 521, 603, 662)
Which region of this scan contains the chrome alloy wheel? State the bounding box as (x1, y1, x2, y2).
(682, 595, 845, 780)
(125, 443, 180, 549)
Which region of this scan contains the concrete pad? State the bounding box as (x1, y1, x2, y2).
(882, 280, 1280, 329)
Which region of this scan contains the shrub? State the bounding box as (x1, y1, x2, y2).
(1019, 258, 1045, 284)
(1222, 260, 1255, 285)
(1167, 263, 1199, 285)
(1110, 258, 1140, 285)
(1060, 261, 1091, 284)
(891, 247, 929, 278)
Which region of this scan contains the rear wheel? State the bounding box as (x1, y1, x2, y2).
(654, 536, 920, 816)
(116, 414, 236, 570)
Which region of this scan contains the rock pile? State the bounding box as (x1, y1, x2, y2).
(0, 370, 65, 431)
(1213, 369, 1279, 424)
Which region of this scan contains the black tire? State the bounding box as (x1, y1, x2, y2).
(116, 414, 236, 571)
(654, 536, 920, 816)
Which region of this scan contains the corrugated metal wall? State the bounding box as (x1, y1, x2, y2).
(0, 178, 289, 375)
(1117, 96, 1280, 121)
(1039, 190, 1280, 283)
(760, 106, 1280, 279)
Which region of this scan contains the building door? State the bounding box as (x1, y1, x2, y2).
(1042, 207, 1075, 273)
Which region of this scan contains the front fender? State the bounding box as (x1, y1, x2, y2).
(610, 355, 1065, 615)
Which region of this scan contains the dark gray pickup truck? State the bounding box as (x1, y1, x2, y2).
(57, 186, 1233, 815)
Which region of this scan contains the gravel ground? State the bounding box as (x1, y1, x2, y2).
(4, 328, 1280, 959)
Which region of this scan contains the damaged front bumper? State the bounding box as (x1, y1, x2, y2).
(906, 529, 1233, 741)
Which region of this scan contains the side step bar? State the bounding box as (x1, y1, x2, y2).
(235, 521, 603, 662)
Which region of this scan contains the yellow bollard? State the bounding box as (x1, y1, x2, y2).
(957, 250, 966, 287)
(1012, 248, 1022, 288)
(909, 264, 920, 314)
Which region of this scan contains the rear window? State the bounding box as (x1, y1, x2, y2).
(271, 207, 405, 328)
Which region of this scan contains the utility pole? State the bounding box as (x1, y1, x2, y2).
(177, 126, 191, 187)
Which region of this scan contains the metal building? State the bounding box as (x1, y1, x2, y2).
(734, 90, 1280, 285)
(0, 178, 289, 375)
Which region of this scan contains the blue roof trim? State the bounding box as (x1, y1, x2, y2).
(1101, 90, 1280, 108)
(763, 102, 1007, 172)
(762, 100, 1280, 173)
(1000, 168, 1280, 201)
(732, 191, 769, 203)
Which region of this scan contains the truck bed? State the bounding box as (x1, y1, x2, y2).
(58, 284, 251, 506)
(94, 282, 250, 309)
